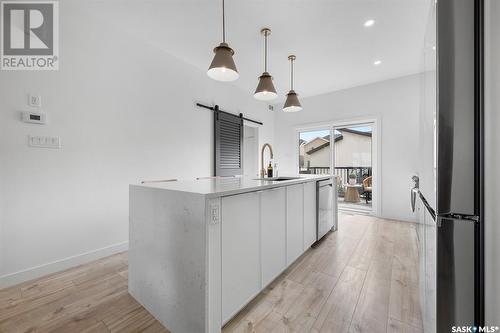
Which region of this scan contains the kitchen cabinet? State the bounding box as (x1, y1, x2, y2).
(221, 191, 261, 323)
(417, 201, 426, 326)
(416, 199, 437, 333)
(303, 181, 317, 250)
(129, 175, 334, 332)
(260, 187, 287, 287)
(286, 184, 304, 265)
(423, 206, 437, 333)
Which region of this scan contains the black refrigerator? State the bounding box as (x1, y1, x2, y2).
(412, 0, 484, 331)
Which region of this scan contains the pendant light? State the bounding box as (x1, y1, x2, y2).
(283, 55, 303, 112)
(254, 28, 277, 101)
(207, 0, 239, 82)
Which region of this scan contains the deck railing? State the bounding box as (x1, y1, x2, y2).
(301, 166, 331, 175)
(300, 166, 372, 197)
(332, 167, 372, 185)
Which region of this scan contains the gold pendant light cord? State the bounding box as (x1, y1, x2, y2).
(222, 0, 226, 43)
(264, 32, 268, 72)
(290, 58, 294, 90)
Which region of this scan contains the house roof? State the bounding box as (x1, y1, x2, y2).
(339, 128, 372, 137)
(305, 133, 344, 155)
(304, 129, 370, 155)
(306, 137, 329, 145)
(306, 142, 330, 155)
(319, 134, 344, 142)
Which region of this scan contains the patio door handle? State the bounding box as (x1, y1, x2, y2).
(411, 188, 418, 212)
(410, 175, 419, 212)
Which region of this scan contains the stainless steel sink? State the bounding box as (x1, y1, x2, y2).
(254, 177, 302, 182)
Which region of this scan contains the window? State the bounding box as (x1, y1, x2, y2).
(298, 129, 331, 175)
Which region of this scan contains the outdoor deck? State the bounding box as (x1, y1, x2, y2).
(301, 167, 373, 214)
(338, 200, 372, 213)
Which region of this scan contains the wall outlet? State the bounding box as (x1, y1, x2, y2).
(22, 111, 47, 124)
(28, 94, 42, 108)
(209, 203, 220, 225)
(28, 135, 61, 149)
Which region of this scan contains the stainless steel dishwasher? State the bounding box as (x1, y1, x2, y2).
(317, 178, 336, 241)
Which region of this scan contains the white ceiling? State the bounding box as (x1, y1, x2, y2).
(79, 0, 431, 100)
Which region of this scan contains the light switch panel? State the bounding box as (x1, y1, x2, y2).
(28, 95, 42, 108)
(28, 135, 61, 149)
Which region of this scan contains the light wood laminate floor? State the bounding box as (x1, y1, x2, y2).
(0, 213, 422, 333)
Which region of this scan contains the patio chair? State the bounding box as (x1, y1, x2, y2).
(362, 176, 372, 204)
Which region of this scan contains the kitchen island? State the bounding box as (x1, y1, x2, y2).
(129, 175, 335, 333)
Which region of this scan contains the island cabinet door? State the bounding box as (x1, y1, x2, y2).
(260, 187, 286, 287)
(221, 191, 261, 323)
(286, 184, 304, 265)
(303, 181, 317, 249)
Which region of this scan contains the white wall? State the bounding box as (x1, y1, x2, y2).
(0, 2, 274, 286)
(274, 75, 421, 222)
(485, 0, 500, 324)
(243, 126, 259, 177)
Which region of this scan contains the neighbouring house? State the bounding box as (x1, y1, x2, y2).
(300, 129, 372, 170)
(334, 129, 372, 167)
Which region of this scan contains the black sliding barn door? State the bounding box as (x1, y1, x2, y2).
(214, 109, 243, 176)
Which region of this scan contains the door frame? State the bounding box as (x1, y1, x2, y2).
(294, 116, 381, 217)
(243, 124, 260, 177)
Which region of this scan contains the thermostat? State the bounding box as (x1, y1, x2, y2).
(22, 111, 47, 124)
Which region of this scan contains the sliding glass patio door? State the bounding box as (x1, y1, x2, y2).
(297, 122, 375, 215)
(333, 124, 373, 214)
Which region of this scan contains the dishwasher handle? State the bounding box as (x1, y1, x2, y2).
(318, 179, 333, 188)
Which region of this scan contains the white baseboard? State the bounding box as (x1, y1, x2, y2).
(0, 241, 129, 289)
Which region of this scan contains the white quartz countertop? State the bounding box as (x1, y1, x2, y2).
(132, 175, 332, 198)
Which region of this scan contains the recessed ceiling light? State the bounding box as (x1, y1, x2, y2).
(364, 19, 375, 27)
(373, 60, 382, 66)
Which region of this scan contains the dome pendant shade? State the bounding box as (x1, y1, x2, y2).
(283, 90, 302, 112)
(254, 72, 277, 101)
(207, 42, 239, 82)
